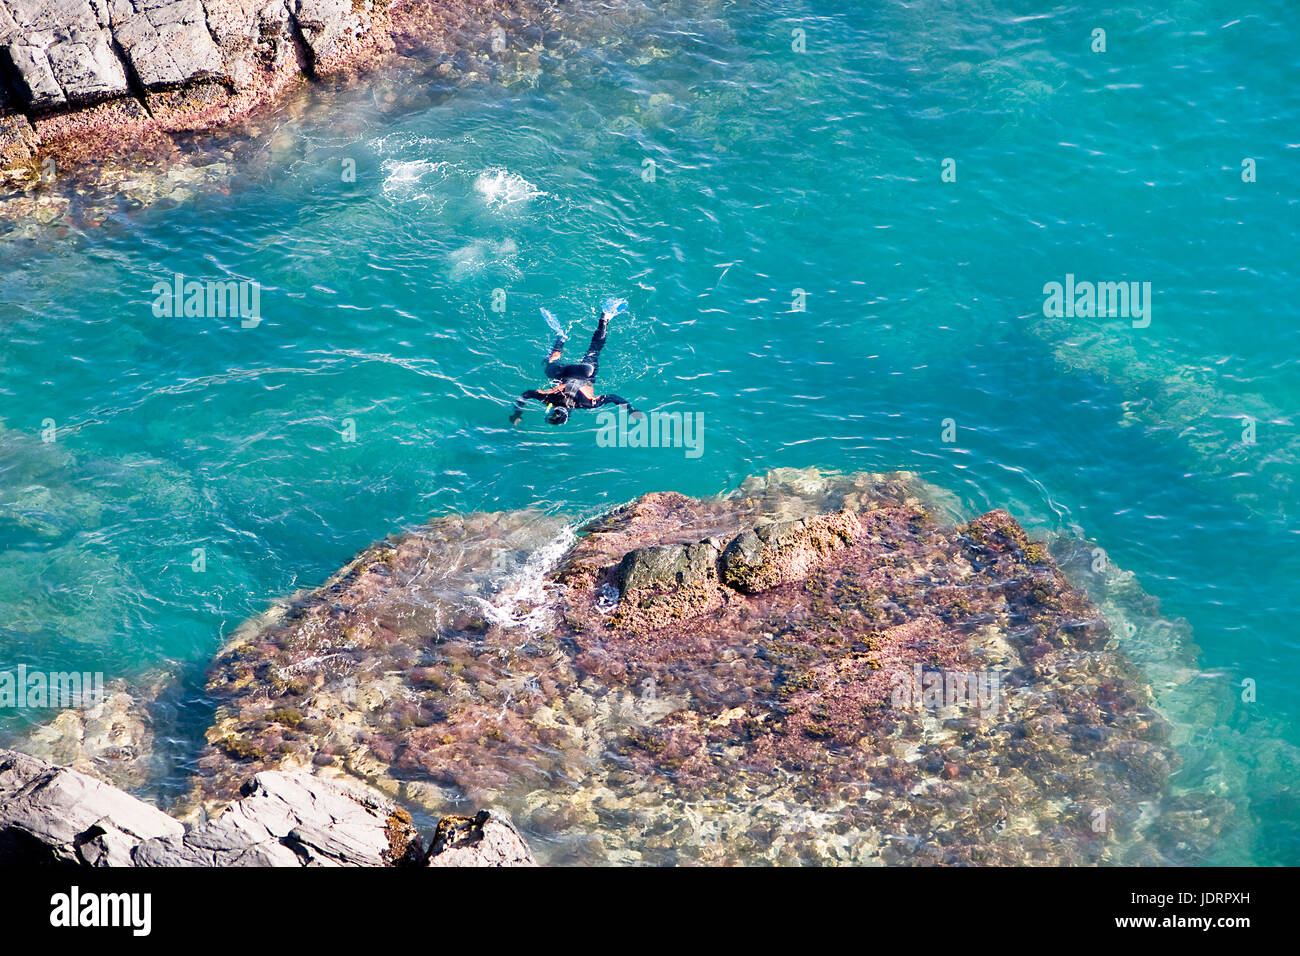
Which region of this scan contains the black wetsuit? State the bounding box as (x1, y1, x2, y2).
(512, 314, 636, 419)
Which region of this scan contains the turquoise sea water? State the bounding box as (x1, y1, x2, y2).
(1, 1, 1297, 863)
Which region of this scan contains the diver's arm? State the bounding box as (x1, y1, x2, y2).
(510, 389, 548, 424)
(592, 393, 639, 415)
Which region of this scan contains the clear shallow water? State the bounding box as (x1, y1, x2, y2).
(0, 0, 1296, 862)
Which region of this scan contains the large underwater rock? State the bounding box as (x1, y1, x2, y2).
(195, 467, 1233, 865)
(18, 677, 170, 793)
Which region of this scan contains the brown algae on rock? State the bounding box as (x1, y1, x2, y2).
(189, 467, 1237, 865)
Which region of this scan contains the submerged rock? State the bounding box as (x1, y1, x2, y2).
(17, 676, 168, 793)
(195, 467, 1233, 865)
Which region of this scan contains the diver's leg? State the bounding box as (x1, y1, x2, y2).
(581, 316, 610, 375)
(542, 330, 568, 377)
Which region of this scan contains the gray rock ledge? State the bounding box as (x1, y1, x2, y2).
(0, 748, 535, 867)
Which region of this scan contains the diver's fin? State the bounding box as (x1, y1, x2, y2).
(540, 307, 565, 340)
(600, 297, 629, 320)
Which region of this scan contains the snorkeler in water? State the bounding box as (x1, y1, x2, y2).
(510, 298, 640, 426)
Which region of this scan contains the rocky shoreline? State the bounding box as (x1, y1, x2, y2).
(0, 746, 535, 865)
(0, 0, 685, 235)
(0, 0, 390, 172)
(0, 0, 610, 185)
(0, 467, 1246, 865)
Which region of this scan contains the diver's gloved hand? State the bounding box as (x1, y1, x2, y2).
(509, 409, 523, 426)
(600, 297, 629, 320)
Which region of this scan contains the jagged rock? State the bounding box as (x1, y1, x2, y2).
(615, 537, 723, 621)
(0, 748, 530, 866)
(618, 540, 720, 593)
(45, 26, 129, 101)
(1, 1, 128, 109)
(200, 0, 283, 90)
(427, 810, 536, 867)
(134, 771, 420, 866)
(5, 43, 66, 109)
(610, 508, 863, 622)
(291, 0, 360, 73)
(0, 748, 183, 865)
(0, 0, 585, 196)
(0, 0, 284, 120)
(611, 538, 724, 625)
(115, 0, 224, 90)
(719, 511, 861, 594)
(0, 2, 19, 41)
(6, 0, 95, 34)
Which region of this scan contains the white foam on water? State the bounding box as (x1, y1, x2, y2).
(371, 131, 451, 158)
(375, 150, 545, 217)
(447, 237, 521, 280)
(380, 158, 453, 206)
(473, 524, 577, 632)
(473, 167, 546, 208)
